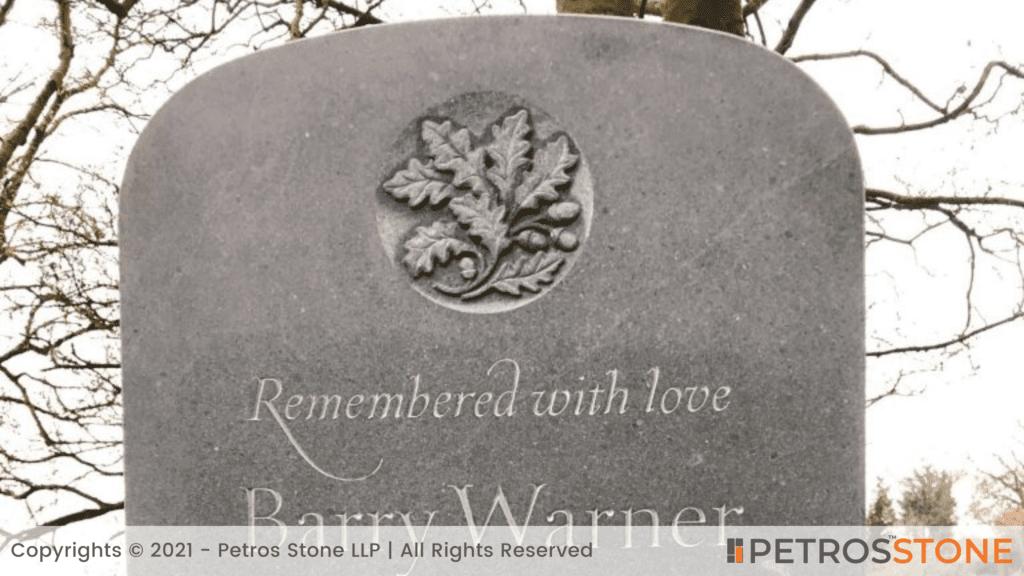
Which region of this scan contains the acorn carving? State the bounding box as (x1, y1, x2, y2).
(552, 228, 579, 251)
(515, 230, 551, 251)
(458, 257, 477, 280)
(546, 201, 580, 223)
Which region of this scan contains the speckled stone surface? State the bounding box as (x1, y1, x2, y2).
(122, 15, 863, 527)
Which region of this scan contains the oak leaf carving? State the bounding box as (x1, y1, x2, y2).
(449, 192, 508, 255)
(422, 119, 486, 193)
(384, 108, 585, 305)
(402, 220, 474, 278)
(485, 109, 532, 201)
(477, 251, 565, 297)
(382, 159, 455, 208)
(513, 135, 578, 212)
(421, 119, 473, 164)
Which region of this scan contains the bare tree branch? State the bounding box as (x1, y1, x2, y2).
(325, 0, 383, 25)
(0, 0, 395, 537)
(91, 0, 140, 20)
(868, 311, 1024, 357)
(867, 188, 1024, 212)
(0, 0, 73, 262)
(751, 8, 766, 46)
(743, 0, 770, 17)
(0, 0, 15, 27)
(42, 501, 124, 527)
(774, 0, 816, 55)
(793, 50, 945, 113)
(866, 370, 926, 407)
(853, 60, 1024, 135)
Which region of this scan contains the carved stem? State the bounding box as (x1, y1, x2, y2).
(509, 221, 553, 237)
(432, 251, 483, 295)
(432, 249, 499, 297)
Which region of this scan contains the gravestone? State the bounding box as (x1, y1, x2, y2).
(122, 15, 863, 530)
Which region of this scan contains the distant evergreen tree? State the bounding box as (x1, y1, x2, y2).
(867, 478, 897, 526)
(900, 467, 960, 526)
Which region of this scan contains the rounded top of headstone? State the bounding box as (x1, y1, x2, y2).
(121, 16, 863, 527)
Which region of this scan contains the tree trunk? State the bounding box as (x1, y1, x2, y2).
(663, 0, 745, 36)
(556, 0, 745, 37)
(555, 0, 635, 17)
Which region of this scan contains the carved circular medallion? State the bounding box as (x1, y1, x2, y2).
(376, 93, 593, 313)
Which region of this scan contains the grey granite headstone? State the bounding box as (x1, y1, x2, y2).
(122, 16, 863, 528)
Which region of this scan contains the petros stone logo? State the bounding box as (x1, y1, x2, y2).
(723, 535, 1016, 566)
(724, 537, 893, 565)
(376, 93, 593, 313)
(726, 538, 743, 563)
